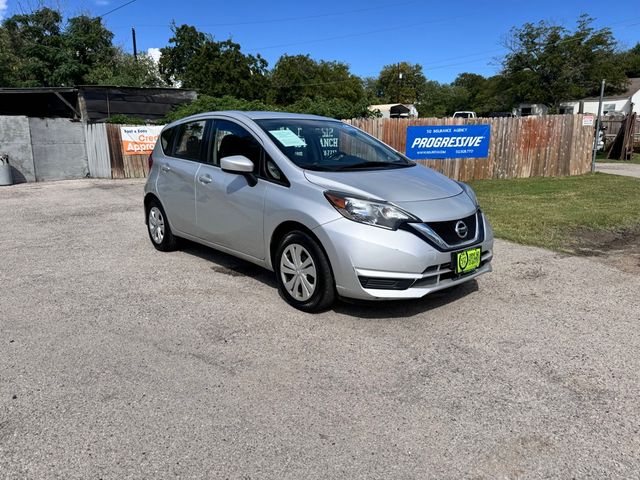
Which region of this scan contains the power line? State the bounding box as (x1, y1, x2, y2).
(98, 0, 138, 19)
(269, 15, 640, 89)
(246, 14, 479, 52)
(111, 0, 422, 28)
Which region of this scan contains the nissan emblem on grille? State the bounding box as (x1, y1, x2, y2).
(455, 220, 469, 239)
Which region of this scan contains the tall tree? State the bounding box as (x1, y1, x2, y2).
(268, 54, 364, 105)
(501, 15, 628, 110)
(183, 38, 269, 100)
(84, 49, 165, 87)
(2, 7, 67, 86)
(619, 43, 640, 78)
(63, 15, 115, 85)
(158, 23, 209, 86)
(0, 26, 18, 86)
(373, 62, 427, 104)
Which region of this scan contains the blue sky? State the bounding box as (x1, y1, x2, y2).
(2, 0, 639, 82)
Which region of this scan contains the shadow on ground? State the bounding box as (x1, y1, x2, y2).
(179, 239, 478, 318)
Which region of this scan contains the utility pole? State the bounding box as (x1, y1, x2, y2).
(132, 27, 138, 61)
(397, 63, 402, 104)
(591, 79, 605, 172)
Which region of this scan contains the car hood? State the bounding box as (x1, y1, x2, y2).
(303, 164, 463, 202)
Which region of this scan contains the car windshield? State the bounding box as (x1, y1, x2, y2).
(255, 119, 414, 172)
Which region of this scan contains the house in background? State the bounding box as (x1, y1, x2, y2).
(368, 103, 418, 119)
(559, 78, 640, 115)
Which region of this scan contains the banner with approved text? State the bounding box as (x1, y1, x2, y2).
(121, 126, 163, 156)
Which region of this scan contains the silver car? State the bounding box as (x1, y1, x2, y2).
(144, 111, 493, 312)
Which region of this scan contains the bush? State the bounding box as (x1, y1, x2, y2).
(105, 114, 150, 125)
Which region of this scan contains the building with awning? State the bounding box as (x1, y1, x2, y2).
(0, 86, 197, 122)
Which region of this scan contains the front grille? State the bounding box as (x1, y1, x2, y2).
(407, 211, 484, 252)
(427, 213, 478, 246)
(413, 250, 492, 288)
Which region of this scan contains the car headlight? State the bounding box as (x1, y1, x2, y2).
(457, 181, 479, 207)
(324, 191, 419, 230)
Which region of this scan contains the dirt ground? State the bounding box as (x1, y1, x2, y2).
(569, 227, 640, 275)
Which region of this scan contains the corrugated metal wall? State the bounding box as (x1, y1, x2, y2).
(85, 123, 112, 178)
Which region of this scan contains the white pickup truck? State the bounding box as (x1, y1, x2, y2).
(453, 111, 477, 119)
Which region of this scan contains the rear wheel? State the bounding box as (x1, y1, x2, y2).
(275, 231, 335, 312)
(146, 199, 178, 251)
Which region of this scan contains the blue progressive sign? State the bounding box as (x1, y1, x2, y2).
(406, 124, 491, 159)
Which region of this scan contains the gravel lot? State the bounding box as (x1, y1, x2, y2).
(1, 179, 639, 479)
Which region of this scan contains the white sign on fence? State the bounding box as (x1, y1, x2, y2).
(120, 125, 163, 155)
(582, 115, 595, 127)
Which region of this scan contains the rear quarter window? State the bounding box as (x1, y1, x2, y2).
(160, 127, 174, 154)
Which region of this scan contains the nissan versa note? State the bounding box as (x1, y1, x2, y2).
(144, 111, 493, 312)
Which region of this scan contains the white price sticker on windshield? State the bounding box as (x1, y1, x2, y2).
(269, 128, 307, 147)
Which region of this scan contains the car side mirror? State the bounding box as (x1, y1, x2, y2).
(220, 155, 257, 187)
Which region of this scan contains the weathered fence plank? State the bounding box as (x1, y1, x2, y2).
(105, 124, 150, 179)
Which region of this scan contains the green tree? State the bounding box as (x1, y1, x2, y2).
(85, 49, 165, 87)
(63, 15, 115, 85)
(2, 7, 67, 86)
(501, 15, 627, 110)
(158, 23, 209, 86)
(373, 62, 427, 104)
(268, 54, 364, 105)
(0, 27, 19, 86)
(619, 43, 640, 78)
(473, 75, 514, 114)
(183, 38, 269, 100)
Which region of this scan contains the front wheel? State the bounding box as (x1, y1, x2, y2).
(275, 231, 336, 313)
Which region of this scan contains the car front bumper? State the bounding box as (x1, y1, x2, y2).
(313, 214, 494, 301)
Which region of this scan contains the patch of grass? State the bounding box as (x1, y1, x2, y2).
(596, 151, 640, 164)
(470, 173, 640, 252)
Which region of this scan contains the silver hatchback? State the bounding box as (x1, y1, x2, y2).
(144, 111, 493, 312)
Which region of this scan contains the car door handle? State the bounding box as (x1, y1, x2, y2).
(198, 175, 212, 184)
(161, 165, 171, 172)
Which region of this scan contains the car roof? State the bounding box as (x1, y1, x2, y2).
(169, 111, 339, 127)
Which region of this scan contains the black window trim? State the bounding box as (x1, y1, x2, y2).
(206, 117, 291, 188)
(169, 119, 211, 162)
(160, 126, 177, 156)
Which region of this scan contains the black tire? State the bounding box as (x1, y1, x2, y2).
(275, 231, 336, 313)
(146, 198, 178, 252)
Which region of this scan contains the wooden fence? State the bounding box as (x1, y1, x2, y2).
(345, 115, 595, 181)
(86, 115, 594, 181)
(600, 116, 640, 147)
(105, 124, 150, 179)
(85, 123, 150, 179)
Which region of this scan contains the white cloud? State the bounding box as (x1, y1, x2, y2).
(147, 48, 161, 63)
(95, 0, 111, 6)
(0, 0, 8, 21)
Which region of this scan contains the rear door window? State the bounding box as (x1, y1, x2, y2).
(172, 120, 207, 161)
